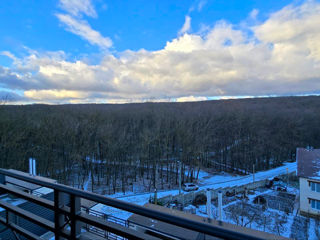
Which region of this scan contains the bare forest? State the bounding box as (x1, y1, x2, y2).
(0, 96, 319, 194)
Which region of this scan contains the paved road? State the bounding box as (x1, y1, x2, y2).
(114, 162, 297, 201)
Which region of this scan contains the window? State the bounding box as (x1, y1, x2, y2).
(310, 181, 320, 192)
(311, 199, 320, 210)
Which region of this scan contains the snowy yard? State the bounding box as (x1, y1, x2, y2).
(91, 162, 297, 219)
(88, 161, 320, 239)
(195, 185, 319, 239)
(197, 161, 296, 189)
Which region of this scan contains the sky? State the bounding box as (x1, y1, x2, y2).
(0, 0, 320, 104)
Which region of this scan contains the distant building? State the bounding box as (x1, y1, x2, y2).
(297, 148, 320, 217)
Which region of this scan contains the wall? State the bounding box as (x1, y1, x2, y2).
(300, 177, 320, 216)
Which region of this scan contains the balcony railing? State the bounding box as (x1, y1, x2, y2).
(0, 168, 272, 240)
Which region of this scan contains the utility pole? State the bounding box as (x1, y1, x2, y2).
(154, 189, 157, 205)
(253, 164, 255, 183)
(286, 167, 289, 187)
(178, 161, 182, 195)
(218, 191, 222, 221)
(155, 165, 158, 190)
(206, 189, 212, 218)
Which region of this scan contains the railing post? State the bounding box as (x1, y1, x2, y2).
(70, 194, 82, 239)
(6, 210, 12, 224)
(83, 206, 89, 231)
(54, 189, 67, 240)
(0, 173, 5, 185)
(6, 209, 16, 227)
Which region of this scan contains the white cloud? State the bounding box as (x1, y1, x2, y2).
(178, 16, 192, 36)
(56, 14, 112, 49)
(176, 96, 207, 102)
(1, 51, 17, 61)
(2, 0, 320, 103)
(249, 9, 259, 20)
(189, 0, 208, 13)
(56, 0, 112, 50)
(58, 0, 97, 18)
(253, 1, 320, 61)
(24, 89, 88, 100)
(197, 0, 207, 12)
(165, 34, 204, 52)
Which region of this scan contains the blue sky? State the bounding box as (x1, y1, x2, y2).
(0, 0, 320, 103)
(0, 0, 294, 54)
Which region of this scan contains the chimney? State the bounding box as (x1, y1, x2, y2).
(206, 189, 212, 218)
(29, 158, 36, 176)
(218, 191, 222, 221)
(33, 158, 36, 176)
(29, 158, 33, 175)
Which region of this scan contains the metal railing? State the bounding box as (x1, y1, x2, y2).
(81, 206, 129, 239)
(0, 168, 267, 240)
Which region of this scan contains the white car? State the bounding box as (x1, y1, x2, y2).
(182, 183, 199, 192)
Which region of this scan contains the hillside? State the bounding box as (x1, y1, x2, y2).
(0, 96, 319, 193)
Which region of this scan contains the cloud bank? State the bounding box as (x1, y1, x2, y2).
(1, 1, 320, 103)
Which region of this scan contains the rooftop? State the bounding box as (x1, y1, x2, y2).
(297, 148, 320, 180)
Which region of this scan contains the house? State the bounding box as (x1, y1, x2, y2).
(128, 203, 289, 240)
(297, 148, 320, 217)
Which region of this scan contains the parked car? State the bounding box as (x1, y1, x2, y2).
(276, 186, 287, 192)
(272, 182, 287, 192)
(182, 183, 199, 192)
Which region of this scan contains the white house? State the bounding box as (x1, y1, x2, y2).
(297, 148, 320, 217)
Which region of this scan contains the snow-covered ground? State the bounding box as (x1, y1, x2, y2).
(33, 187, 53, 196)
(91, 188, 181, 220)
(92, 162, 297, 221)
(308, 218, 318, 240)
(198, 161, 296, 189)
(192, 185, 302, 238)
(78, 161, 320, 239)
(83, 170, 91, 191)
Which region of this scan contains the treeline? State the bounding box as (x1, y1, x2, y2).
(0, 96, 319, 193)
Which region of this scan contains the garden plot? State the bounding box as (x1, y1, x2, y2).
(259, 191, 296, 213)
(223, 199, 292, 237)
(205, 186, 300, 238)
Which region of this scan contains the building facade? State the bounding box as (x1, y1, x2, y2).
(297, 148, 320, 216)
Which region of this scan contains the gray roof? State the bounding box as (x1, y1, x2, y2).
(297, 148, 320, 180)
